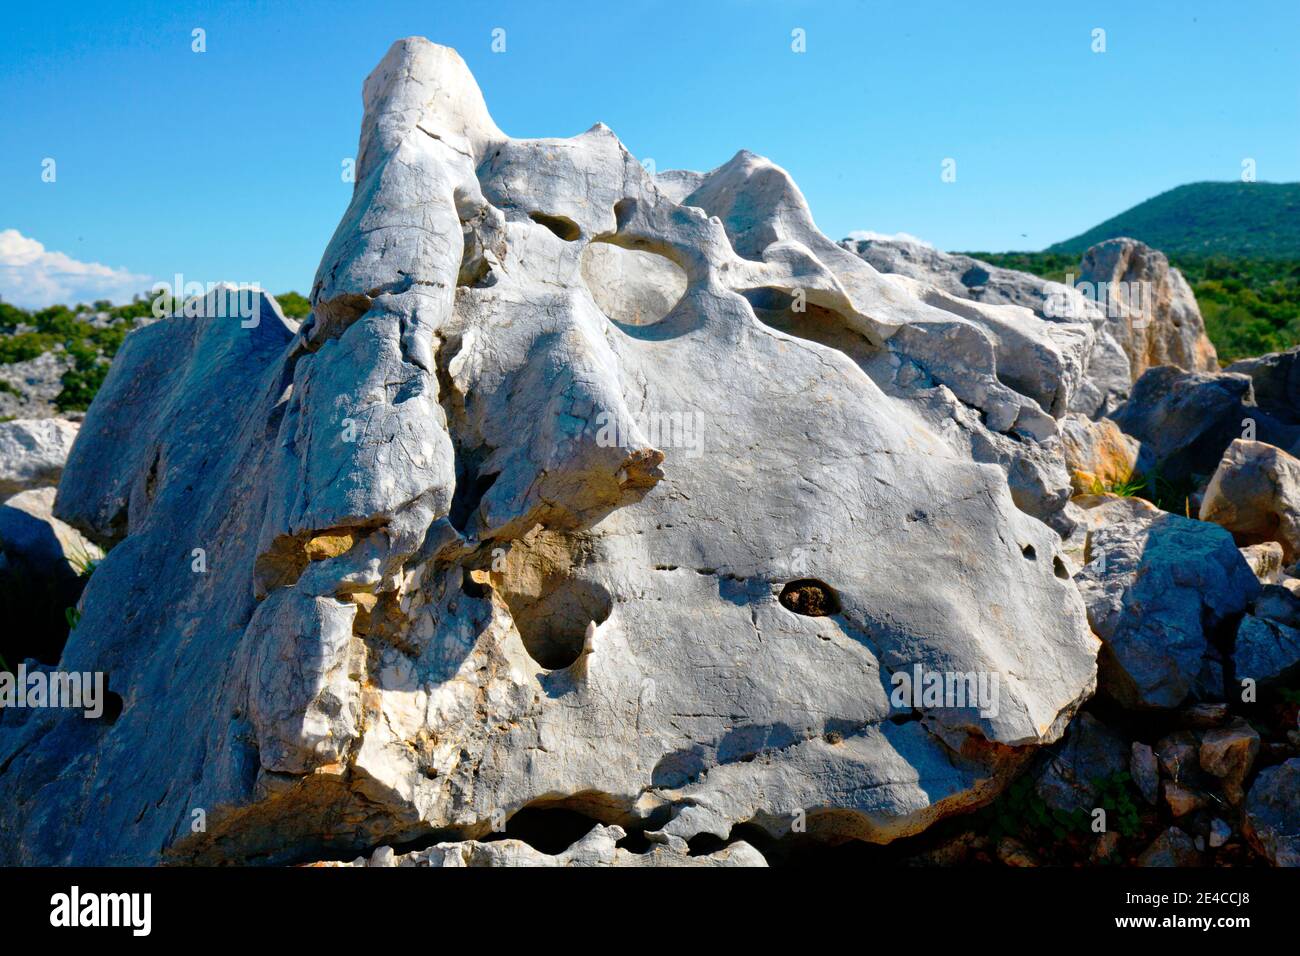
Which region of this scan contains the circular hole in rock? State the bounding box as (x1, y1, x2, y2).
(580, 240, 687, 326)
(778, 579, 840, 617)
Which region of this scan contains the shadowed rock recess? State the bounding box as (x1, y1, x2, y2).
(0, 38, 1111, 866)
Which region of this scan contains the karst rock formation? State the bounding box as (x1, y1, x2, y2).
(9, 37, 1242, 866)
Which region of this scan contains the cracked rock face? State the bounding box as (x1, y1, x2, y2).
(0, 38, 1100, 865)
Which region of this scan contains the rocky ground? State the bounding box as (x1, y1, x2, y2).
(0, 38, 1294, 868)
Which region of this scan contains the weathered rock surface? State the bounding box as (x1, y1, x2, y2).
(1234, 585, 1300, 685)
(0, 39, 1100, 865)
(840, 238, 1076, 316)
(1130, 742, 1160, 805)
(1071, 495, 1258, 709)
(1242, 758, 1300, 866)
(840, 236, 1132, 416)
(329, 824, 765, 867)
(0, 418, 80, 497)
(1076, 238, 1217, 381)
(1200, 439, 1300, 562)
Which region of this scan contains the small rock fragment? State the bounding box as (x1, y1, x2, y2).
(997, 836, 1039, 867)
(1180, 702, 1230, 728)
(1130, 742, 1161, 805)
(1163, 781, 1206, 818)
(1240, 542, 1285, 583)
(1138, 827, 1202, 867)
(1209, 818, 1233, 848)
(1198, 718, 1260, 804)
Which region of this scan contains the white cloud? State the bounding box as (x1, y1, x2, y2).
(0, 229, 153, 309)
(843, 230, 935, 248)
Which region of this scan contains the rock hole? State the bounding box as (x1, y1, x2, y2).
(492, 530, 612, 670)
(528, 212, 580, 241)
(613, 198, 637, 230)
(515, 577, 610, 669)
(449, 469, 499, 534)
(615, 828, 653, 854)
(1021, 544, 1037, 560)
(778, 579, 840, 617)
(95, 690, 124, 725)
(742, 288, 878, 363)
(580, 241, 687, 327)
(686, 832, 729, 857)
(1053, 555, 1070, 580)
(486, 806, 600, 855)
(461, 567, 489, 599)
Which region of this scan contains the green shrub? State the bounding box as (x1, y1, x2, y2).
(0, 288, 312, 410)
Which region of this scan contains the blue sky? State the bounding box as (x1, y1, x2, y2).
(2, 0, 1297, 307)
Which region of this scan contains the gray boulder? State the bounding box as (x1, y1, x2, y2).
(1226, 345, 1300, 424)
(0, 487, 101, 580)
(1243, 759, 1300, 866)
(0, 39, 1099, 865)
(1130, 742, 1161, 805)
(1072, 495, 1259, 709)
(1235, 585, 1300, 685)
(0, 487, 102, 667)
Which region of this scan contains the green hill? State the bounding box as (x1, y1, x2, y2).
(1046, 182, 1300, 259)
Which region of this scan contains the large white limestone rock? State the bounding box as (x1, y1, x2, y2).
(840, 236, 1134, 418)
(0, 38, 1099, 865)
(1077, 238, 1218, 382)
